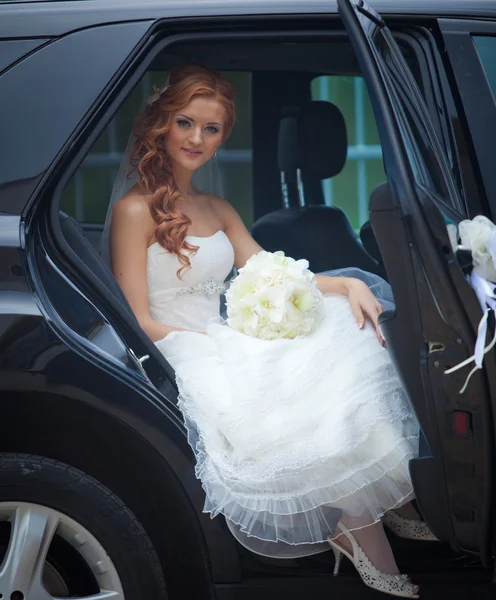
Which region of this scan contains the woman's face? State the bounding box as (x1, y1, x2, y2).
(165, 96, 226, 172)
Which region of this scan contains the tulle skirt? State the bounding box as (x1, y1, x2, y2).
(155, 269, 419, 558)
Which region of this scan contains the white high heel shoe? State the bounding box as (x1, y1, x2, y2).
(328, 522, 419, 599)
(383, 510, 439, 542)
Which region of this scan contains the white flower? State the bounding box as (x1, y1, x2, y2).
(226, 250, 324, 340)
(226, 272, 258, 303)
(254, 285, 287, 323)
(458, 215, 495, 250)
(286, 281, 317, 313)
(227, 293, 259, 334)
(459, 215, 496, 282)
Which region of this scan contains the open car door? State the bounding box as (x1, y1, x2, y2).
(338, 0, 496, 567)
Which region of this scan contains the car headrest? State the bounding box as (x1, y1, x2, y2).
(277, 113, 299, 175)
(277, 100, 348, 182)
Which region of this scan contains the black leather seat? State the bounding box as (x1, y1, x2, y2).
(360, 220, 385, 267)
(252, 205, 381, 274)
(252, 100, 382, 276)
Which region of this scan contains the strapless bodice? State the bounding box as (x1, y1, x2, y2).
(147, 230, 235, 332)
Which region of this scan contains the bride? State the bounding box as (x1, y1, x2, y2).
(108, 64, 436, 598)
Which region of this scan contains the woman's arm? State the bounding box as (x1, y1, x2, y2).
(215, 197, 385, 345)
(214, 196, 264, 268)
(110, 194, 189, 341)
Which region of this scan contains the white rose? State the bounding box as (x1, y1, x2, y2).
(459, 216, 496, 281)
(459, 215, 495, 252)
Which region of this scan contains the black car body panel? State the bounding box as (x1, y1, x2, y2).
(1, 0, 496, 38)
(1, 0, 496, 597)
(0, 39, 49, 75)
(0, 21, 152, 216)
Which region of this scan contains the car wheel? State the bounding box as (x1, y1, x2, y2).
(0, 453, 167, 599)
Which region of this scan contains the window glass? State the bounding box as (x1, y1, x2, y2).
(61, 71, 253, 227)
(368, 26, 462, 217)
(311, 76, 386, 230)
(474, 36, 496, 101)
(218, 71, 253, 227)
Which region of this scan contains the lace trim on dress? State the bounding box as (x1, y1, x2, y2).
(179, 393, 416, 544)
(175, 276, 228, 300)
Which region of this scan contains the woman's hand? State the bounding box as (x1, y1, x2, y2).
(346, 278, 386, 347)
(314, 274, 386, 347)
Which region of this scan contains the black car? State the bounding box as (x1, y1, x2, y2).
(1, 0, 496, 598)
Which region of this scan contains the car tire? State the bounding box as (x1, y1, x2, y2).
(0, 452, 168, 599)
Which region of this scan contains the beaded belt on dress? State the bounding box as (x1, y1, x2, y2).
(175, 277, 228, 300)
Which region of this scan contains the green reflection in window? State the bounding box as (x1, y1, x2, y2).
(474, 36, 496, 101)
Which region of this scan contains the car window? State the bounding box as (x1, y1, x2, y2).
(311, 75, 385, 230)
(473, 36, 496, 102)
(372, 29, 463, 219)
(61, 70, 253, 228)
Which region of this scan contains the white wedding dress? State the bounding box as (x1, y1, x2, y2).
(151, 231, 419, 558)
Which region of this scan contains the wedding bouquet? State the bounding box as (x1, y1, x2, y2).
(446, 216, 496, 392)
(225, 251, 324, 340)
(447, 215, 496, 282)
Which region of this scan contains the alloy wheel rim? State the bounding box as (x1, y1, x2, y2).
(0, 502, 125, 599)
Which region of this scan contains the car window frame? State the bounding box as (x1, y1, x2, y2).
(439, 18, 496, 220)
(395, 26, 482, 218)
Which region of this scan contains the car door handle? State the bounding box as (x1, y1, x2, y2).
(137, 354, 150, 364)
(128, 348, 151, 380)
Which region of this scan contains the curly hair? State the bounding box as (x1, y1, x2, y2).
(131, 65, 236, 277)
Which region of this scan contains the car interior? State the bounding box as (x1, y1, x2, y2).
(53, 34, 491, 579)
(58, 36, 395, 388)
(61, 37, 392, 273)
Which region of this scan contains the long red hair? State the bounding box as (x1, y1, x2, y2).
(132, 65, 236, 276)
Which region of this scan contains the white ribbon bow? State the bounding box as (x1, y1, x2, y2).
(445, 231, 496, 393)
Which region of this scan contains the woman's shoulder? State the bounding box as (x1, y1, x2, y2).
(206, 194, 244, 230)
(205, 193, 235, 217)
(203, 194, 238, 229)
(113, 184, 153, 217)
(111, 185, 155, 241)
